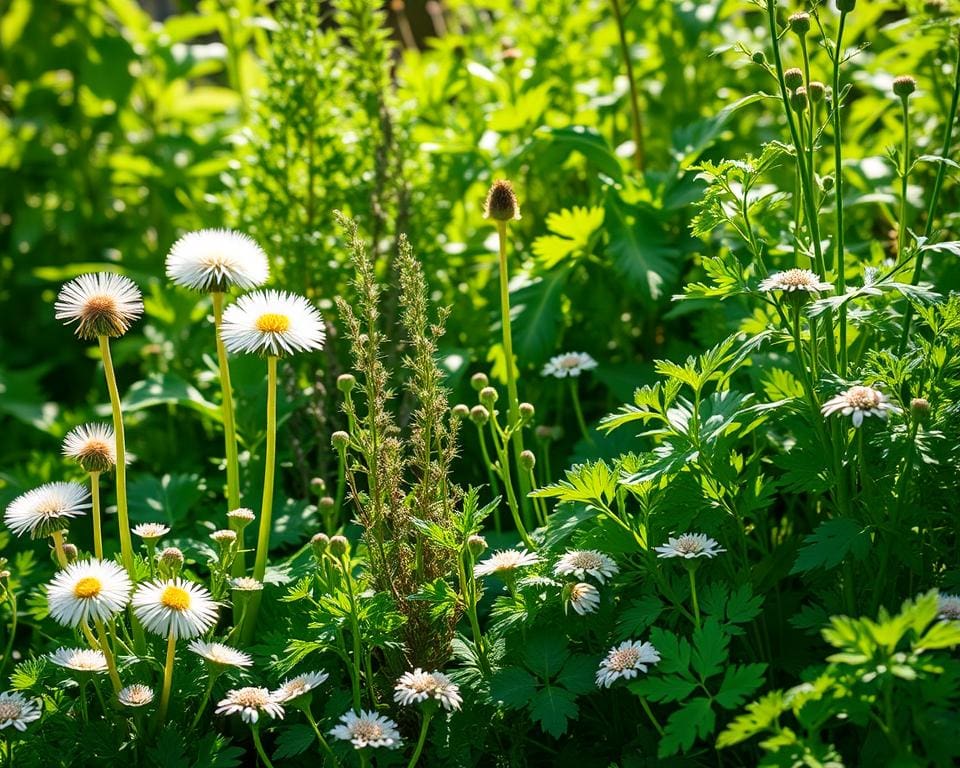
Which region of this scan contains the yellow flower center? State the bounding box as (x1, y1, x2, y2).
(255, 313, 290, 333)
(160, 585, 191, 611)
(73, 576, 103, 599)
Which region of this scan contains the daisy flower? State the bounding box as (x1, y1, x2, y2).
(118, 684, 155, 708)
(165, 229, 269, 293)
(219, 290, 325, 357)
(49, 647, 108, 674)
(596, 640, 660, 688)
(820, 385, 901, 428)
(394, 669, 462, 711)
(553, 550, 618, 584)
(272, 671, 329, 703)
(61, 423, 117, 473)
(188, 640, 253, 669)
(132, 522, 170, 541)
(758, 269, 833, 295)
(230, 577, 263, 592)
(473, 549, 541, 578)
(46, 558, 132, 628)
(131, 578, 218, 639)
(541, 351, 598, 379)
(568, 582, 600, 616)
(330, 710, 402, 750)
(215, 687, 284, 724)
(0, 691, 41, 731)
(937, 593, 960, 621)
(4, 482, 90, 539)
(54, 272, 143, 340)
(654, 533, 726, 560)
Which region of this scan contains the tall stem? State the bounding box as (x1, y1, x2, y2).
(89, 471, 103, 560)
(156, 632, 177, 728)
(407, 710, 434, 768)
(610, 0, 645, 171)
(687, 567, 701, 631)
(304, 708, 341, 767)
(98, 336, 134, 575)
(832, 11, 849, 374)
(342, 556, 364, 710)
(51, 530, 68, 568)
(250, 725, 276, 768)
(897, 98, 912, 266)
(569, 380, 594, 445)
(93, 618, 122, 693)
(212, 293, 243, 523)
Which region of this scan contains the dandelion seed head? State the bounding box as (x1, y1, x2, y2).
(55, 273, 143, 340)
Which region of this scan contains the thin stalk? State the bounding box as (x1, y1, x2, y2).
(687, 567, 701, 630)
(897, 97, 912, 265)
(569, 380, 594, 445)
(832, 11, 849, 374)
(342, 557, 363, 710)
(475, 424, 501, 531)
(51, 531, 68, 568)
(89, 471, 103, 560)
(93, 617, 122, 693)
(156, 632, 177, 728)
(638, 697, 664, 736)
(458, 555, 489, 673)
(610, 0, 645, 171)
(407, 710, 434, 768)
(189, 671, 220, 731)
(304, 708, 340, 767)
(250, 726, 276, 768)
(0, 589, 17, 683)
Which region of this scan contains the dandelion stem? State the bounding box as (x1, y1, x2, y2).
(250, 725, 276, 768)
(569, 380, 593, 445)
(407, 709, 434, 768)
(89, 471, 103, 560)
(93, 617, 122, 694)
(156, 632, 177, 728)
(51, 530, 68, 568)
(212, 294, 244, 542)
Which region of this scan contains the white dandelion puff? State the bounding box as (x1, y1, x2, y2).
(654, 533, 726, 560)
(219, 290, 325, 357)
(4, 482, 90, 539)
(54, 272, 143, 340)
(131, 578, 218, 640)
(542, 351, 598, 379)
(473, 549, 541, 578)
(596, 640, 660, 688)
(553, 550, 618, 584)
(46, 558, 132, 628)
(188, 640, 253, 669)
(0, 691, 42, 731)
(165, 229, 269, 293)
(215, 687, 285, 724)
(820, 385, 901, 428)
(330, 710, 403, 750)
(394, 669, 462, 711)
(61, 423, 117, 473)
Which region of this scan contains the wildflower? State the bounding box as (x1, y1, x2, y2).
(215, 687, 285, 724)
(893, 75, 917, 98)
(118, 684, 155, 708)
(820, 385, 901, 427)
(654, 533, 726, 560)
(132, 522, 170, 541)
(0, 692, 41, 731)
(329, 535, 349, 558)
(483, 180, 521, 221)
(4, 482, 90, 539)
(230, 577, 263, 592)
(165, 229, 269, 293)
(519, 450, 536, 471)
(554, 550, 619, 584)
(518, 575, 561, 589)
(330, 710, 403, 749)
(46, 558, 132, 628)
(131, 578, 218, 639)
(394, 669, 462, 711)
(61, 423, 117, 473)
(541, 352, 598, 379)
(596, 640, 661, 687)
(470, 372, 489, 390)
(474, 549, 541, 578)
(49, 647, 108, 674)
(273, 671, 329, 703)
(568, 582, 601, 615)
(158, 547, 185, 577)
(937, 593, 960, 620)
(469, 405, 489, 425)
(210, 529, 237, 547)
(227, 508, 255, 527)
(54, 273, 143, 340)
(331, 431, 350, 451)
(188, 640, 253, 669)
(220, 290, 325, 357)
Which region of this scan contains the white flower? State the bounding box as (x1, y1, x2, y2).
(132, 522, 170, 541)
(227, 508, 255, 525)
(820, 385, 901, 428)
(118, 684, 155, 708)
(61, 423, 117, 473)
(4, 482, 90, 539)
(273, 671, 329, 703)
(473, 549, 541, 578)
(596, 640, 660, 688)
(188, 640, 253, 669)
(210, 529, 237, 546)
(54, 272, 143, 340)
(49, 647, 108, 674)
(215, 687, 285, 724)
(165, 229, 269, 292)
(131, 578, 218, 639)
(758, 269, 833, 294)
(937, 593, 960, 621)
(553, 550, 619, 584)
(654, 533, 726, 560)
(542, 351, 598, 379)
(46, 558, 132, 628)
(330, 710, 402, 750)
(0, 691, 41, 731)
(394, 669, 462, 711)
(518, 575, 562, 589)
(230, 577, 263, 592)
(220, 290, 325, 357)
(568, 582, 600, 615)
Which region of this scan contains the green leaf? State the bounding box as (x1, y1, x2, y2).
(489, 667, 538, 708)
(649, 627, 692, 678)
(532, 206, 604, 268)
(272, 724, 316, 760)
(604, 191, 676, 300)
(407, 578, 460, 623)
(122, 373, 221, 423)
(715, 663, 768, 709)
(512, 269, 570, 363)
(615, 594, 664, 639)
(658, 696, 715, 757)
(531, 460, 617, 507)
(529, 686, 578, 738)
(533, 126, 624, 183)
(691, 617, 729, 680)
(127, 473, 207, 526)
(629, 674, 698, 703)
(716, 691, 785, 748)
(522, 631, 569, 679)
(556, 654, 597, 695)
(791, 518, 870, 574)
(726, 584, 764, 625)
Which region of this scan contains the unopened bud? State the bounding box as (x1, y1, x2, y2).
(808, 81, 826, 103)
(211, 529, 237, 548)
(784, 68, 804, 90)
(228, 508, 255, 528)
(893, 75, 917, 99)
(790, 87, 809, 112)
(519, 450, 536, 471)
(788, 12, 810, 35)
(751, 51, 766, 65)
(452, 404, 470, 419)
(519, 402, 535, 423)
(479, 387, 498, 407)
(469, 405, 490, 426)
(311, 532, 330, 557)
(483, 179, 521, 222)
(467, 534, 487, 557)
(336, 374, 356, 394)
(836, 0, 856, 11)
(910, 397, 930, 421)
(470, 372, 489, 391)
(63, 543, 79, 563)
(535, 425, 556, 441)
(821, 175, 835, 192)
(329, 535, 350, 558)
(319, 497, 335, 512)
(332, 431, 350, 451)
(159, 547, 184, 576)
(310, 477, 326, 494)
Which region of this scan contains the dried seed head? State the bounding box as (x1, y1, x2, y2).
(784, 68, 804, 90)
(469, 405, 490, 425)
(483, 180, 521, 222)
(808, 81, 826, 102)
(788, 12, 811, 35)
(893, 75, 917, 98)
(470, 372, 489, 391)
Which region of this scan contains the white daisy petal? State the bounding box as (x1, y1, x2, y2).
(188, 640, 253, 669)
(47, 558, 132, 628)
(542, 351, 598, 379)
(553, 550, 618, 584)
(166, 229, 269, 292)
(596, 640, 661, 688)
(568, 582, 601, 615)
(49, 647, 109, 674)
(118, 684, 155, 708)
(131, 578, 218, 640)
(473, 549, 541, 578)
(54, 272, 143, 339)
(758, 269, 833, 294)
(219, 290, 325, 357)
(654, 533, 726, 560)
(0, 691, 42, 731)
(394, 669, 462, 711)
(215, 687, 284, 724)
(330, 710, 402, 749)
(819, 385, 901, 429)
(5, 482, 90, 539)
(272, 670, 329, 703)
(62, 423, 118, 473)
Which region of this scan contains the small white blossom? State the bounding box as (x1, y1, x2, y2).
(474, 549, 541, 578)
(4, 482, 89, 539)
(758, 269, 833, 294)
(220, 290, 325, 357)
(0, 691, 41, 731)
(61, 423, 117, 473)
(118, 684, 155, 708)
(165, 229, 269, 293)
(273, 671, 329, 703)
(394, 669, 462, 711)
(820, 385, 901, 428)
(188, 640, 253, 669)
(54, 272, 143, 339)
(554, 550, 618, 584)
(330, 710, 402, 750)
(596, 640, 660, 688)
(568, 582, 600, 615)
(937, 593, 960, 621)
(132, 522, 170, 541)
(131, 578, 218, 639)
(542, 351, 598, 379)
(46, 558, 132, 628)
(654, 533, 726, 560)
(49, 647, 108, 674)
(215, 687, 284, 724)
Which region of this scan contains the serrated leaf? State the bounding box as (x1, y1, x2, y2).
(615, 594, 664, 638)
(556, 654, 597, 695)
(658, 696, 715, 757)
(529, 686, 578, 738)
(791, 518, 870, 574)
(649, 627, 692, 678)
(489, 667, 538, 708)
(715, 663, 768, 709)
(522, 631, 569, 679)
(726, 584, 763, 625)
(604, 191, 676, 300)
(716, 691, 785, 748)
(629, 674, 698, 703)
(271, 724, 316, 760)
(691, 617, 729, 680)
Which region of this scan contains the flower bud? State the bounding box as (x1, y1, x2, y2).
(159, 547, 184, 577)
(836, 0, 856, 11)
(790, 87, 809, 112)
(821, 175, 835, 192)
(469, 405, 490, 426)
(470, 372, 489, 391)
(452, 404, 470, 419)
(331, 431, 350, 451)
(784, 68, 804, 90)
(924, 0, 948, 16)
(751, 51, 766, 65)
(519, 402, 535, 423)
(311, 532, 330, 557)
(910, 397, 930, 421)
(519, 450, 536, 471)
(329, 535, 350, 558)
(479, 387, 498, 407)
(336, 374, 356, 394)
(63, 543, 79, 563)
(483, 179, 521, 222)
(788, 12, 810, 36)
(892, 75, 917, 99)
(227, 508, 255, 528)
(309, 477, 326, 495)
(808, 81, 826, 103)
(467, 534, 488, 557)
(211, 529, 237, 548)
(534, 425, 555, 441)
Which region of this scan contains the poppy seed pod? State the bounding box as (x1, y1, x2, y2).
(784, 68, 804, 90)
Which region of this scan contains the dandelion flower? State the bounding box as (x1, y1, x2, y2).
(188, 640, 253, 669)
(820, 385, 901, 428)
(542, 352, 598, 379)
(230, 577, 263, 592)
(131, 578, 218, 639)
(330, 710, 402, 749)
(568, 582, 601, 615)
(4, 482, 89, 539)
(61, 423, 117, 473)
(654, 533, 726, 560)
(215, 687, 284, 724)
(49, 647, 108, 674)
(132, 522, 170, 541)
(473, 549, 541, 578)
(758, 269, 833, 295)
(0, 692, 41, 731)
(554, 550, 618, 584)
(54, 272, 143, 340)
(937, 593, 960, 621)
(596, 640, 660, 688)
(165, 229, 269, 293)
(273, 671, 329, 703)
(118, 684, 155, 708)
(220, 290, 325, 357)
(394, 669, 462, 711)
(47, 558, 132, 628)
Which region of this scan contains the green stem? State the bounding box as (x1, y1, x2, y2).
(51, 530, 68, 568)
(155, 632, 177, 730)
(189, 671, 220, 732)
(897, 97, 912, 265)
(407, 710, 434, 768)
(250, 725, 276, 768)
(304, 708, 341, 767)
(638, 696, 664, 736)
(687, 567, 701, 631)
(342, 556, 363, 710)
(90, 471, 103, 560)
(610, 0, 645, 171)
(0, 589, 17, 683)
(832, 11, 849, 375)
(459, 555, 489, 674)
(569, 380, 594, 445)
(93, 617, 122, 694)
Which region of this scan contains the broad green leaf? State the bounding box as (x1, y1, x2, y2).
(489, 667, 538, 708)
(522, 631, 569, 679)
(691, 617, 729, 680)
(271, 724, 316, 760)
(533, 125, 624, 183)
(715, 663, 767, 709)
(726, 584, 764, 625)
(615, 594, 664, 639)
(556, 654, 597, 695)
(604, 191, 676, 300)
(629, 674, 697, 703)
(658, 696, 715, 757)
(791, 518, 870, 574)
(529, 686, 578, 738)
(512, 269, 570, 363)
